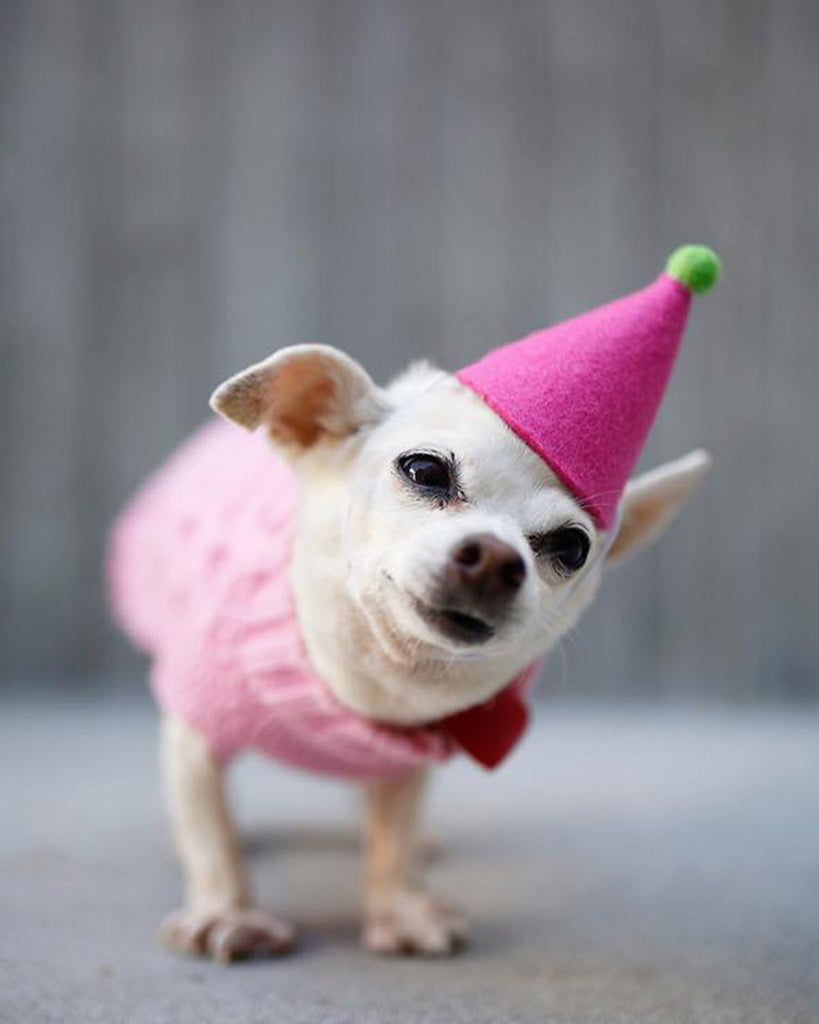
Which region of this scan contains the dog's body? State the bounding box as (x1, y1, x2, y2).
(109, 348, 710, 961)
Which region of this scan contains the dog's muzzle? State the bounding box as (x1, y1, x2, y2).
(414, 533, 526, 645)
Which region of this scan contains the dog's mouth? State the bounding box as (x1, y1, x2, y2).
(412, 599, 495, 645)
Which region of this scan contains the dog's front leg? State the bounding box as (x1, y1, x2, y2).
(157, 714, 295, 963)
(362, 768, 469, 956)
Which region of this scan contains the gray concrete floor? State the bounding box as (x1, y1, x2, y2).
(2, 693, 818, 1023)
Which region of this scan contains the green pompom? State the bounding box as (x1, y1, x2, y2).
(666, 244, 721, 294)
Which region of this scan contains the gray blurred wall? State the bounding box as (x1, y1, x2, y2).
(1, 0, 818, 698)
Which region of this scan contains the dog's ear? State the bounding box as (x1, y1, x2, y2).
(606, 450, 712, 566)
(210, 344, 388, 452)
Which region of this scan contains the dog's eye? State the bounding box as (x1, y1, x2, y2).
(529, 526, 590, 577)
(398, 453, 452, 496)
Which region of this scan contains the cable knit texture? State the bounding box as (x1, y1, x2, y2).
(108, 420, 533, 779)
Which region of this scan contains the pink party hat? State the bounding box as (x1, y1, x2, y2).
(455, 245, 720, 529)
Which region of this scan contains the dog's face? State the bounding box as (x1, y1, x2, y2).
(340, 369, 604, 666)
(212, 345, 710, 710)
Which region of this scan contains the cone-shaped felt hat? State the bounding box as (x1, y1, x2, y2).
(455, 245, 720, 529)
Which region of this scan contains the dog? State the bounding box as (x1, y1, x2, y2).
(108, 343, 710, 962)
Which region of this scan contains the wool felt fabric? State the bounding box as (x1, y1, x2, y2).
(108, 420, 535, 780)
(456, 246, 719, 529)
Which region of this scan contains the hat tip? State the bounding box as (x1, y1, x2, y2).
(666, 244, 721, 294)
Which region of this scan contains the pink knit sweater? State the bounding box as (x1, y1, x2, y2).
(108, 420, 534, 780)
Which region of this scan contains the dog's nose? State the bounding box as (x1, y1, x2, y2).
(448, 533, 526, 600)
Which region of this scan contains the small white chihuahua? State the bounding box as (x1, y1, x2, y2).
(110, 340, 709, 962)
(111, 248, 719, 961)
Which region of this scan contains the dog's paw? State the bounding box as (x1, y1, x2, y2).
(159, 907, 296, 964)
(362, 890, 469, 957)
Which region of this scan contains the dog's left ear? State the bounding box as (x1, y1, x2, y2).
(210, 344, 388, 453)
(605, 449, 712, 566)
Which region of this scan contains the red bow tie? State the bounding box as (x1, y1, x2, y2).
(441, 682, 530, 770)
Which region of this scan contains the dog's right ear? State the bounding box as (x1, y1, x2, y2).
(605, 449, 712, 566)
(210, 344, 388, 453)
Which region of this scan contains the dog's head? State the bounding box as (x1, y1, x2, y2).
(212, 345, 709, 677)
